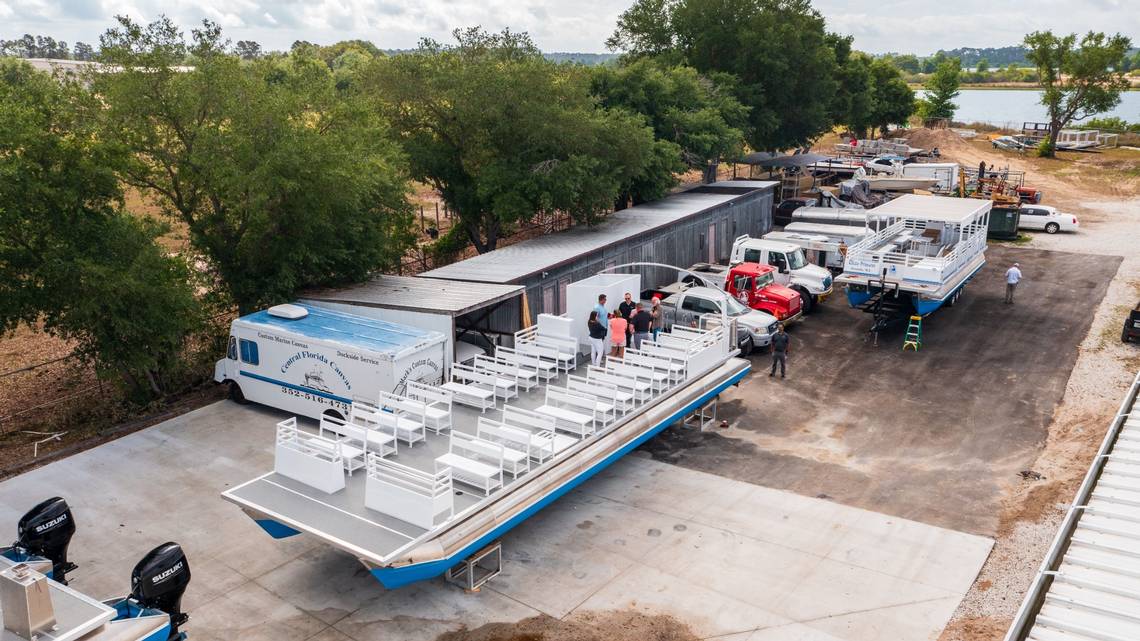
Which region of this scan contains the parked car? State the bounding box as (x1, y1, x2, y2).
(1017, 205, 1079, 234)
(1124, 301, 1140, 343)
(640, 285, 778, 356)
(772, 196, 817, 226)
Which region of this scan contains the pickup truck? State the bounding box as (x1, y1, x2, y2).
(641, 284, 779, 356)
(730, 236, 834, 313)
(684, 262, 802, 324)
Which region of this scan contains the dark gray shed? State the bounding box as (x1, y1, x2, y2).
(419, 181, 776, 326)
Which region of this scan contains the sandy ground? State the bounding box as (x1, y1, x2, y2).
(908, 131, 1140, 640)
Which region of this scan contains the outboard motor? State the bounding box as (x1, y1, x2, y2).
(14, 497, 77, 584)
(130, 542, 191, 640)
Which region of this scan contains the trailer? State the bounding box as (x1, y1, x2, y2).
(221, 272, 750, 589)
(214, 303, 448, 421)
(766, 222, 871, 273)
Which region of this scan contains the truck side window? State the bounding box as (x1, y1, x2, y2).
(681, 297, 701, 312)
(227, 336, 238, 360)
(239, 339, 259, 365)
(733, 276, 752, 292)
(768, 252, 787, 271)
(743, 249, 762, 263)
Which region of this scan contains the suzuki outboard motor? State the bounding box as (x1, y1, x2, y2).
(14, 497, 77, 584)
(130, 542, 191, 640)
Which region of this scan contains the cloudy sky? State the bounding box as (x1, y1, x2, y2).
(2, 0, 1137, 55)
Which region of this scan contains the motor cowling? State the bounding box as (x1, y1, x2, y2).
(15, 497, 77, 584)
(130, 542, 190, 640)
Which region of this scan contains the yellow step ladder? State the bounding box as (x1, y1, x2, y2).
(903, 315, 923, 351)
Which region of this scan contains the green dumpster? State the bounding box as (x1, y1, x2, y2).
(988, 206, 1021, 240)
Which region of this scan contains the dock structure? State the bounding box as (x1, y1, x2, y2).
(1004, 371, 1140, 641)
(222, 318, 749, 588)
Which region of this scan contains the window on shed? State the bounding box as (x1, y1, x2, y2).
(239, 339, 259, 365)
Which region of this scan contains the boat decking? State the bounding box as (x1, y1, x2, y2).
(223, 344, 750, 580)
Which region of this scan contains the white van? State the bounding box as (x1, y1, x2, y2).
(215, 303, 448, 420)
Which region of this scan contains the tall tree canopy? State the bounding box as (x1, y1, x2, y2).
(0, 59, 200, 398)
(363, 28, 666, 253)
(609, 0, 842, 151)
(919, 57, 961, 121)
(94, 16, 414, 313)
(1023, 30, 1132, 157)
(591, 58, 748, 189)
(868, 58, 915, 136)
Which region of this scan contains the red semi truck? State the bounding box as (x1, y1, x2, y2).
(685, 262, 803, 324)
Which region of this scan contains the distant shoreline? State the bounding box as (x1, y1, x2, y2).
(908, 83, 1140, 91)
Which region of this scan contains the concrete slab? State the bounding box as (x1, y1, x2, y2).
(0, 400, 992, 641)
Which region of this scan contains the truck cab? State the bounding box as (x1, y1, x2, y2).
(686, 262, 802, 323)
(729, 236, 834, 313)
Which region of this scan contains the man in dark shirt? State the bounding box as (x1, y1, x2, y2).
(618, 292, 635, 321)
(630, 302, 652, 350)
(769, 324, 790, 379)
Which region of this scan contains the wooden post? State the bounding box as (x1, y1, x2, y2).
(435, 202, 440, 228)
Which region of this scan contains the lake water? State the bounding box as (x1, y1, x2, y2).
(918, 89, 1140, 127)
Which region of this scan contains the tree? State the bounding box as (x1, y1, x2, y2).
(94, 16, 415, 313)
(363, 28, 664, 253)
(868, 58, 915, 136)
(235, 40, 262, 60)
(1023, 30, 1132, 157)
(919, 57, 961, 121)
(976, 57, 990, 73)
(591, 58, 748, 190)
(0, 59, 200, 399)
(609, 0, 842, 151)
(73, 41, 95, 60)
(832, 47, 875, 138)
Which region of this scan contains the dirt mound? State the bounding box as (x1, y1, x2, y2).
(903, 128, 976, 153)
(434, 611, 700, 641)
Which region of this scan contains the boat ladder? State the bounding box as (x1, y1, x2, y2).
(903, 316, 923, 351)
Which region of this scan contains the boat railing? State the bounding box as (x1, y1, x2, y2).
(845, 219, 986, 283)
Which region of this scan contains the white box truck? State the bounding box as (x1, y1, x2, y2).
(214, 303, 448, 420)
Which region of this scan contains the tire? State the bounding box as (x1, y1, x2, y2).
(797, 288, 815, 314)
(228, 381, 249, 404)
(738, 335, 754, 357)
(1045, 222, 1060, 234)
(1126, 328, 1133, 344)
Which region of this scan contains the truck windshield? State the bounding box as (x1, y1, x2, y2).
(724, 296, 750, 316)
(755, 271, 775, 288)
(788, 249, 807, 270)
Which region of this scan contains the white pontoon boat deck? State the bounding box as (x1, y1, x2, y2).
(223, 322, 749, 588)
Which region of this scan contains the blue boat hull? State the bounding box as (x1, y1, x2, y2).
(249, 364, 750, 589)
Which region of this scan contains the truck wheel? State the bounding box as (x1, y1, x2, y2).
(798, 288, 815, 314)
(739, 336, 754, 357)
(1045, 222, 1060, 234)
(228, 382, 249, 404)
(1126, 328, 1132, 344)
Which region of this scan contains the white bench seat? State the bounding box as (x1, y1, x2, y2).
(324, 414, 397, 459)
(441, 381, 497, 412)
(436, 453, 502, 495)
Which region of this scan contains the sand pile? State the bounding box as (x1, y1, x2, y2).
(903, 127, 976, 154)
(435, 612, 700, 641)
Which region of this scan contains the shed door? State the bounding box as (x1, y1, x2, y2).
(708, 223, 717, 263)
(542, 285, 555, 316)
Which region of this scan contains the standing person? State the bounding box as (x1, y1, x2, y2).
(587, 311, 607, 366)
(769, 324, 790, 379)
(608, 312, 628, 359)
(1005, 262, 1022, 304)
(593, 294, 609, 339)
(650, 296, 663, 342)
(630, 303, 651, 351)
(619, 292, 636, 344)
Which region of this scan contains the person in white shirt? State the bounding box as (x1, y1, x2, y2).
(1005, 262, 1022, 304)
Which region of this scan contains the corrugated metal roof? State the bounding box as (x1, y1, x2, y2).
(419, 185, 776, 285)
(1005, 371, 1140, 641)
(869, 194, 992, 224)
(303, 275, 523, 317)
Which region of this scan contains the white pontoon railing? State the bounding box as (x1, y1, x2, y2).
(365, 454, 453, 530)
(844, 218, 987, 285)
